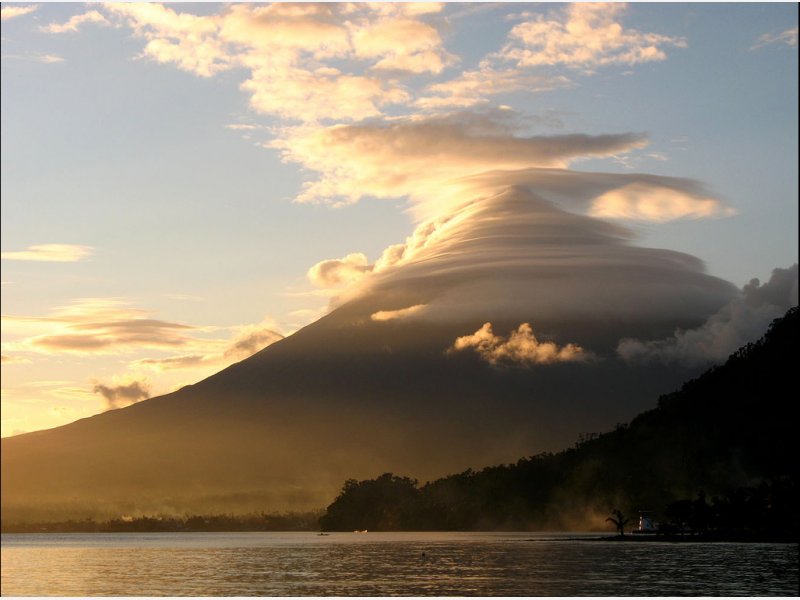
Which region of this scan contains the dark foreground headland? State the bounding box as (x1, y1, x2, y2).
(313, 309, 797, 538)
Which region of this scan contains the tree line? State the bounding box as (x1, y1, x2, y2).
(319, 308, 799, 539)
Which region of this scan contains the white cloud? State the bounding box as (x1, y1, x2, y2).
(106, 2, 231, 78)
(500, 3, 686, 70)
(450, 322, 589, 367)
(1, 53, 65, 64)
(417, 67, 572, 109)
(371, 304, 427, 322)
(307, 253, 374, 288)
(751, 27, 798, 50)
(618, 264, 798, 366)
(242, 66, 409, 122)
(1, 244, 93, 262)
(589, 183, 735, 222)
(1, 5, 37, 21)
(40, 10, 109, 33)
(225, 124, 260, 131)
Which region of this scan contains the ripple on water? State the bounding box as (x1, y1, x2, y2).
(1, 533, 797, 596)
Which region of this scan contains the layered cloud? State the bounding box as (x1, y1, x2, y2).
(3, 299, 197, 354)
(1, 244, 94, 262)
(450, 322, 588, 367)
(500, 3, 686, 70)
(618, 264, 798, 366)
(2, 299, 282, 364)
(273, 110, 733, 236)
(272, 110, 650, 208)
(305, 176, 739, 347)
(589, 183, 735, 222)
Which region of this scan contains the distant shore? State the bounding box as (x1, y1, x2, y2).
(2, 524, 797, 544)
(0, 512, 323, 534)
(591, 534, 798, 544)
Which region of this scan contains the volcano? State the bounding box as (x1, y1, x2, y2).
(1, 182, 742, 522)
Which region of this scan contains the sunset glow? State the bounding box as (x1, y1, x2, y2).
(1, 3, 797, 447)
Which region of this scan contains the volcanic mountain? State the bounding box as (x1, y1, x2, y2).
(2, 178, 786, 522)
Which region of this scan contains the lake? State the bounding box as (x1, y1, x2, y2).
(1, 531, 797, 596)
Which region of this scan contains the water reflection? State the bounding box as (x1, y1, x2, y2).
(2, 532, 797, 596)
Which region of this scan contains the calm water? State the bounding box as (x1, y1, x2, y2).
(1, 531, 797, 596)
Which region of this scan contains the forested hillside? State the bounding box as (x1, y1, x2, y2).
(321, 308, 798, 536)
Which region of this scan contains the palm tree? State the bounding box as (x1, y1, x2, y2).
(606, 509, 629, 536)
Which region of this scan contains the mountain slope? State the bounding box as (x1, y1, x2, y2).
(0, 187, 748, 523)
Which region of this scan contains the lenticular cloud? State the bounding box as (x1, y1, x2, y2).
(338, 184, 738, 352)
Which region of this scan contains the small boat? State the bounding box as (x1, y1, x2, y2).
(353, 529, 368, 533)
(631, 510, 658, 534)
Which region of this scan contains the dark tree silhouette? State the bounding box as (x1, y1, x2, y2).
(606, 509, 629, 536)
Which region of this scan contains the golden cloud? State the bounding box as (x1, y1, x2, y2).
(99, 2, 451, 122)
(371, 304, 427, 322)
(1, 244, 94, 262)
(307, 253, 373, 289)
(271, 110, 649, 207)
(3, 298, 197, 355)
(450, 322, 589, 367)
(351, 17, 456, 74)
(589, 183, 736, 222)
(501, 3, 686, 70)
(133, 319, 283, 371)
(1, 5, 38, 21)
(40, 10, 108, 33)
(417, 68, 571, 109)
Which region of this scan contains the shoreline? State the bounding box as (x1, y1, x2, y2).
(2, 528, 797, 543)
(589, 534, 799, 544)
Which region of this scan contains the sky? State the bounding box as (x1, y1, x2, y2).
(1, 2, 798, 438)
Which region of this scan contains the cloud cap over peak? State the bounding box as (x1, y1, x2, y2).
(313, 185, 738, 353)
(272, 110, 650, 207)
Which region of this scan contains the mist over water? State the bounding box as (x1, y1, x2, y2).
(2, 532, 797, 596)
